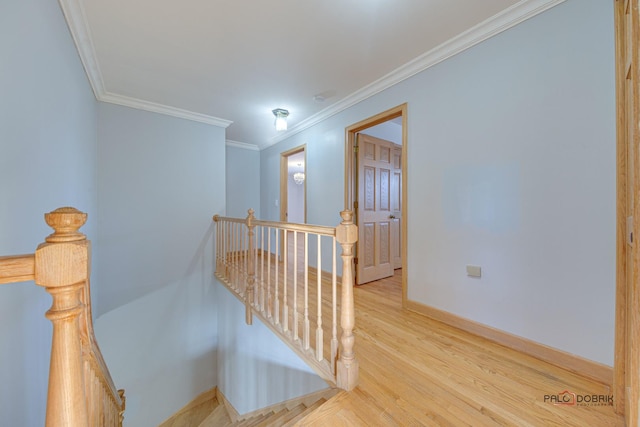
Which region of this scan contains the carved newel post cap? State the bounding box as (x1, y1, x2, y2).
(246, 208, 255, 227)
(340, 210, 354, 224)
(336, 210, 357, 244)
(44, 207, 87, 243)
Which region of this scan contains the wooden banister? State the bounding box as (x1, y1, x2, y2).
(1, 207, 125, 426)
(213, 209, 359, 390)
(335, 210, 359, 391)
(35, 208, 90, 426)
(246, 209, 256, 325)
(213, 215, 336, 237)
(0, 253, 35, 284)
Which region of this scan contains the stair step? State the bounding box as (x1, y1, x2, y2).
(198, 404, 232, 427)
(261, 404, 307, 427)
(281, 399, 327, 427)
(234, 411, 273, 427)
(251, 408, 292, 427)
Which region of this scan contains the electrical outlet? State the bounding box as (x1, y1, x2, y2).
(466, 265, 481, 278)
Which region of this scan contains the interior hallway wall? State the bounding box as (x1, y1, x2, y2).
(95, 103, 224, 426)
(260, 0, 616, 366)
(226, 144, 261, 218)
(0, 0, 98, 424)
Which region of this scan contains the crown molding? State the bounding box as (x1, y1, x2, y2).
(59, 0, 233, 129)
(226, 140, 260, 151)
(60, 0, 564, 140)
(100, 92, 233, 128)
(58, 0, 106, 98)
(263, 0, 566, 150)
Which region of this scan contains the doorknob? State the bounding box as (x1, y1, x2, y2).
(389, 215, 396, 219)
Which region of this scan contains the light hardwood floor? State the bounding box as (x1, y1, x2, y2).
(298, 270, 623, 426)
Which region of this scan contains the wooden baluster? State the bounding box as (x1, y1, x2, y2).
(237, 222, 242, 291)
(293, 231, 299, 340)
(283, 230, 289, 333)
(331, 236, 338, 374)
(260, 226, 265, 312)
(34, 207, 90, 427)
(230, 222, 234, 286)
(118, 389, 126, 426)
(336, 210, 359, 391)
(216, 217, 221, 273)
(232, 222, 237, 288)
(241, 223, 244, 290)
(245, 209, 256, 325)
(275, 229, 280, 325)
(304, 232, 310, 350)
(212, 216, 219, 273)
(267, 227, 272, 318)
(236, 223, 240, 288)
(226, 221, 229, 280)
(316, 235, 323, 361)
(221, 220, 226, 278)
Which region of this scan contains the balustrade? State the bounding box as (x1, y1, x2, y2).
(213, 209, 358, 390)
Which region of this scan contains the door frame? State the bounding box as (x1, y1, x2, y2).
(280, 144, 307, 224)
(614, 0, 639, 420)
(345, 103, 408, 304)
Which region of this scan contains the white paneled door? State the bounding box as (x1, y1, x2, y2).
(356, 134, 401, 284)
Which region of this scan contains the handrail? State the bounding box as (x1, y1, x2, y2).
(0, 253, 35, 284)
(1, 207, 125, 426)
(213, 209, 359, 391)
(213, 215, 336, 236)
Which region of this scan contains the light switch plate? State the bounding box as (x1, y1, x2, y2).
(466, 265, 482, 278)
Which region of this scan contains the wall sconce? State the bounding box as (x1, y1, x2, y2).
(272, 108, 289, 131)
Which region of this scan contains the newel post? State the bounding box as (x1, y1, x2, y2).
(34, 207, 90, 427)
(335, 210, 359, 391)
(245, 209, 256, 325)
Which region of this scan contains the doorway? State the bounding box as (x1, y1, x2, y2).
(280, 145, 307, 224)
(345, 104, 407, 303)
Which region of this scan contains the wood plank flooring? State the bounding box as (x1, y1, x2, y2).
(298, 270, 623, 426)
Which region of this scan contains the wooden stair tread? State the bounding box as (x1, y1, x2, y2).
(198, 404, 232, 427)
(234, 411, 273, 427)
(251, 408, 292, 427)
(286, 398, 328, 427)
(262, 404, 307, 427)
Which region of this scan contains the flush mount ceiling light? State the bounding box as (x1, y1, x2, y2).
(272, 108, 289, 131)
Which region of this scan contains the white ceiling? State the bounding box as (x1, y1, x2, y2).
(61, 0, 562, 149)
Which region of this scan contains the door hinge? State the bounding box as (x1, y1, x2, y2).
(354, 257, 358, 265)
(353, 144, 359, 153)
(354, 201, 359, 210)
(628, 216, 634, 246)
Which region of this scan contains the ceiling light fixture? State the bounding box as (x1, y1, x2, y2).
(272, 108, 289, 131)
(293, 171, 305, 185)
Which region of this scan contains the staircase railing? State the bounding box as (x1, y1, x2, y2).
(213, 209, 359, 391)
(0, 207, 125, 426)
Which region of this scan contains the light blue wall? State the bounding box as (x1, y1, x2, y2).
(216, 283, 329, 415)
(226, 145, 261, 218)
(94, 103, 224, 426)
(0, 0, 98, 424)
(222, 146, 331, 415)
(260, 0, 616, 366)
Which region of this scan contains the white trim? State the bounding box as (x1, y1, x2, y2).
(262, 0, 566, 150)
(226, 140, 260, 151)
(57, 0, 106, 98)
(100, 92, 233, 128)
(59, 0, 564, 138)
(58, 0, 233, 129)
